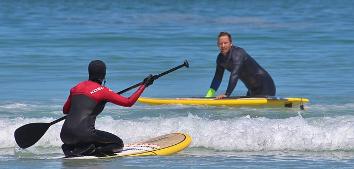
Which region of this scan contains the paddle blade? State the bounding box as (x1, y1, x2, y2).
(14, 123, 50, 149)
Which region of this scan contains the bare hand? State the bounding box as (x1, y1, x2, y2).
(216, 94, 227, 99)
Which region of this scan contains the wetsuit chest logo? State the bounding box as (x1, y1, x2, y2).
(90, 87, 104, 94)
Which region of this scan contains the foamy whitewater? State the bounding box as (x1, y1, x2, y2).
(1, 103, 354, 158)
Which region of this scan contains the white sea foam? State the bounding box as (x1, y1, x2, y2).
(1, 114, 354, 155)
(0, 103, 29, 109)
(0, 102, 62, 116)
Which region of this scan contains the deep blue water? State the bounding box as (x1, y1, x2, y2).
(1, 0, 354, 168)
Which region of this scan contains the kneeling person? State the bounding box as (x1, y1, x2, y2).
(206, 32, 276, 99)
(60, 60, 154, 157)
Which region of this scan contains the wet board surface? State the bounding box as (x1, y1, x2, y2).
(66, 132, 192, 159)
(138, 97, 309, 108)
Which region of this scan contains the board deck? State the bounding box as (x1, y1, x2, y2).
(138, 97, 309, 108)
(66, 132, 191, 159)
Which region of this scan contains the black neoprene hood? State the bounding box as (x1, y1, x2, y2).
(88, 60, 106, 83)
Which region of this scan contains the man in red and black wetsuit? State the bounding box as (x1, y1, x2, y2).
(60, 60, 154, 157)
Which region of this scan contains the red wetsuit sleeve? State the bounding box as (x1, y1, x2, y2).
(104, 85, 146, 107)
(63, 95, 71, 114)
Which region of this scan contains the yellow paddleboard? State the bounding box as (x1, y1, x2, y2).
(138, 97, 309, 108)
(67, 132, 191, 159)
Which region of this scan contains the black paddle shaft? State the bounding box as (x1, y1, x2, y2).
(54, 60, 189, 125)
(59, 59, 189, 123)
(118, 60, 189, 94)
(14, 60, 189, 148)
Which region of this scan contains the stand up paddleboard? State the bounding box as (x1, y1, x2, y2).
(66, 132, 191, 159)
(138, 97, 309, 109)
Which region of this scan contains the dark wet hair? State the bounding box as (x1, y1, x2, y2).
(88, 60, 106, 84)
(218, 32, 232, 42)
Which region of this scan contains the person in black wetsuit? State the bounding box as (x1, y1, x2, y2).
(205, 32, 276, 99)
(60, 60, 154, 157)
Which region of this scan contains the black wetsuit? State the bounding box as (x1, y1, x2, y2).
(60, 80, 145, 157)
(210, 46, 276, 97)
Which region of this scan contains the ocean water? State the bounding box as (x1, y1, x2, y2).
(1, 0, 354, 168)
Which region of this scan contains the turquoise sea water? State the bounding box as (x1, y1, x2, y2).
(1, 0, 354, 168)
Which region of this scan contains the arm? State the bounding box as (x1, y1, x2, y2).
(206, 64, 224, 97)
(225, 68, 240, 96)
(225, 50, 245, 96)
(62, 95, 71, 114)
(104, 85, 146, 107)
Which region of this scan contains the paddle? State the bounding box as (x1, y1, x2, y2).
(14, 60, 189, 149)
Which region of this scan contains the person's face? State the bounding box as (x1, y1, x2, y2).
(217, 35, 232, 56)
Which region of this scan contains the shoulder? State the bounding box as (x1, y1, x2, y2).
(232, 45, 245, 52)
(79, 80, 99, 88)
(216, 53, 222, 61)
(231, 46, 249, 57)
(71, 80, 100, 93)
(70, 81, 87, 91)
